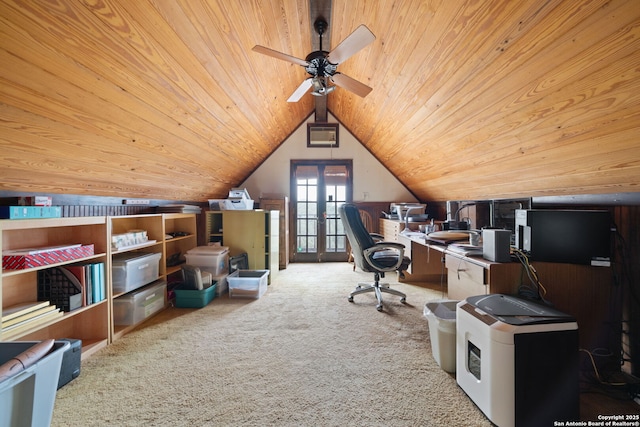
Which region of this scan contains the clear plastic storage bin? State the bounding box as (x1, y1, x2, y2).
(227, 270, 269, 299)
(185, 246, 229, 276)
(424, 300, 459, 373)
(112, 252, 161, 293)
(113, 280, 167, 325)
(0, 340, 69, 427)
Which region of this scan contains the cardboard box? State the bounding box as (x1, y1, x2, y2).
(3, 244, 95, 270)
(18, 196, 53, 207)
(0, 206, 61, 219)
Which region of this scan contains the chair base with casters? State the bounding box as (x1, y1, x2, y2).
(339, 203, 411, 312)
(348, 271, 407, 312)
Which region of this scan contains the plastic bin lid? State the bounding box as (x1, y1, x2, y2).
(425, 300, 458, 320)
(186, 246, 229, 255)
(112, 252, 161, 262)
(465, 294, 575, 325)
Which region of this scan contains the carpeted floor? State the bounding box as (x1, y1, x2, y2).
(51, 262, 491, 426)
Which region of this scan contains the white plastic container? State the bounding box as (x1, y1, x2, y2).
(113, 280, 167, 325)
(0, 340, 69, 427)
(112, 252, 161, 293)
(424, 300, 458, 373)
(185, 246, 229, 276)
(227, 270, 269, 299)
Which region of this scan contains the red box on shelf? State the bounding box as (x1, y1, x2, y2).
(3, 245, 95, 270)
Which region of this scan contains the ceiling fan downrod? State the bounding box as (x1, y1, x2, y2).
(306, 17, 336, 95)
(315, 18, 327, 52)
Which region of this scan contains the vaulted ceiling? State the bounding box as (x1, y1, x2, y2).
(1, 0, 639, 202)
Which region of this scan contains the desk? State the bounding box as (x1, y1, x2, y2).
(398, 232, 615, 352)
(398, 233, 522, 300)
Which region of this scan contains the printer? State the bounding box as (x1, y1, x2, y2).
(389, 203, 426, 220)
(208, 188, 254, 210)
(456, 294, 579, 427)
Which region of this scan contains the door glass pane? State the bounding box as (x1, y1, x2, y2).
(296, 169, 319, 254)
(324, 164, 347, 254)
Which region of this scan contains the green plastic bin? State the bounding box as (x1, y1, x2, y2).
(174, 283, 217, 308)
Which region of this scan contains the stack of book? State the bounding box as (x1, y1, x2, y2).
(1, 301, 63, 337)
(155, 204, 202, 214)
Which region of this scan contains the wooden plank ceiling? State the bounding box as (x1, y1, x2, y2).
(1, 0, 639, 202)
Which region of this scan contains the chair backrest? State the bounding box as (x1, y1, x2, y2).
(339, 204, 375, 270)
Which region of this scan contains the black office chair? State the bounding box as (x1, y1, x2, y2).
(339, 203, 410, 311)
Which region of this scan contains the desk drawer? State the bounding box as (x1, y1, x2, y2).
(446, 254, 487, 300)
(446, 254, 486, 284)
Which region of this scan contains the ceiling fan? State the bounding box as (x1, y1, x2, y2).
(252, 18, 375, 102)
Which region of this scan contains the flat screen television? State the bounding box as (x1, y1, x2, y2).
(515, 209, 612, 266)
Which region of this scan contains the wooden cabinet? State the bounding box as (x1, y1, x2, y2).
(259, 197, 289, 269)
(108, 213, 197, 341)
(380, 218, 401, 242)
(205, 210, 279, 282)
(0, 217, 109, 359)
(380, 218, 434, 242)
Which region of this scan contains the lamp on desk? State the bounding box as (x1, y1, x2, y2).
(443, 202, 474, 230)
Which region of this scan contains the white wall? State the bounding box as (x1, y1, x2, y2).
(240, 113, 418, 203)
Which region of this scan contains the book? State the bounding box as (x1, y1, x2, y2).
(447, 243, 484, 257)
(2, 308, 63, 337)
(1, 304, 59, 328)
(61, 265, 88, 306)
(97, 262, 105, 301)
(91, 263, 101, 303)
(2, 301, 50, 322)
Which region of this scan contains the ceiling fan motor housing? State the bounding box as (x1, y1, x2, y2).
(305, 51, 337, 78)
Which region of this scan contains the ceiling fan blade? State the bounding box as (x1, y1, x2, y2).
(287, 78, 313, 102)
(326, 25, 376, 64)
(252, 45, 309, 67)
(331, 73, 373, 98)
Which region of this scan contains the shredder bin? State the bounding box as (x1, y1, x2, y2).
(0, 340, 70, 427)
(424, 300, 458, 373)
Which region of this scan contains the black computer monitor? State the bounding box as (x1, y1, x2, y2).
(516, 209, 612, 265)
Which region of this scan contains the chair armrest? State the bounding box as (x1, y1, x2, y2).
(370, 233, 385, 241)
(363, 242, 406, 271)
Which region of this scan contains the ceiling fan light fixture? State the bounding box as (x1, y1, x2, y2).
(312, 77, 324, 92)
(253, 21, 375, 101)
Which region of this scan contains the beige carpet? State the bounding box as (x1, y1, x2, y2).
(51, 263, 490, 426)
